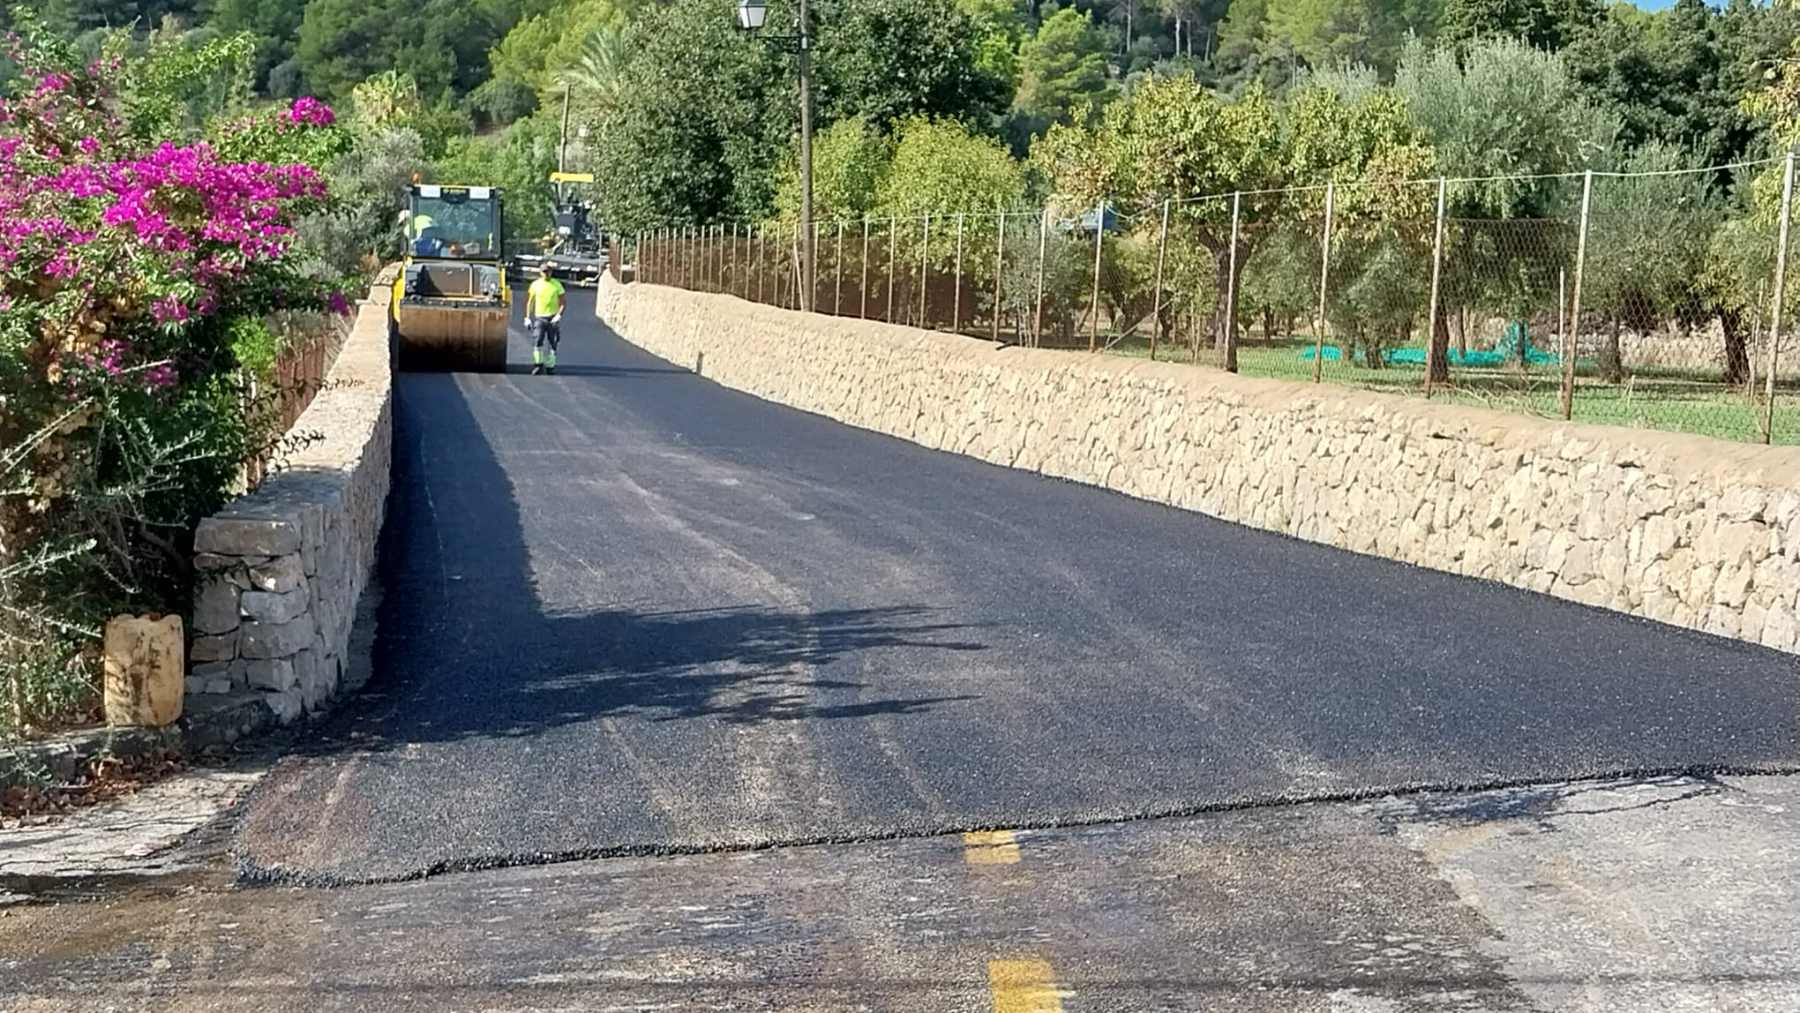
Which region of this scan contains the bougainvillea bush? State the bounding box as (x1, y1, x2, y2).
(0, 21, 352, 738)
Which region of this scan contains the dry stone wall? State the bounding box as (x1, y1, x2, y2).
(599, 277, 1800, 656)
(187, 277, 394, 723)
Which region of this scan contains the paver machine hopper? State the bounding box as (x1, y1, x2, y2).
(391, 184, 511, 371)
(507, 172, 608, 286)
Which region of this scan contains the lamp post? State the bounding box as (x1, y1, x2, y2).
(737, 0, 814, 310)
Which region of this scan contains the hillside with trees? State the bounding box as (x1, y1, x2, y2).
(8, 0, 1799, 237)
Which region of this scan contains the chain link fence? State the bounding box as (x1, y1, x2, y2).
(626, 158, 1800, 446)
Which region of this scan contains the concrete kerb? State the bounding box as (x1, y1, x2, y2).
(599, 276, 1800, 657)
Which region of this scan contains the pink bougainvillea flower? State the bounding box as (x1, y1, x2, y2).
(150, 296, 189, 325)
(326, 290, 353, 316)
(287, 97, 336, 128)
(142, 363, 177, 389)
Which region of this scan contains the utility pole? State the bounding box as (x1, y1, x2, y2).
(738, 0, 815, 308)
(797, 0, 815, 310)
(557, 84, 571, 204)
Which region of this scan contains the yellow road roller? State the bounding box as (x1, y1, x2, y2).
(391, 184, 511, 371)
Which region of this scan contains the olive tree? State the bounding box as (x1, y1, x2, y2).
(1036, 73, 1432, 370)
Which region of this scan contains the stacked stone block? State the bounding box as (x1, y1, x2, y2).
(185, 277, 394, 724)
(601, 276, 1800, 657)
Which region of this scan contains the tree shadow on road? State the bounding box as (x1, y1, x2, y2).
(301, 366, 987, 756)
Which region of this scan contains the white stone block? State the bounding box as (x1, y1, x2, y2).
(104, 614, 184, 728)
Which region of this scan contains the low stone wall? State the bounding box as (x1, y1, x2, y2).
(599, 277, 1800, 655)
(186, 276, 394, 723)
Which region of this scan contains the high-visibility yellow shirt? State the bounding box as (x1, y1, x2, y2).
(527, 277, 565, 318)
(410, 213, 435, 238)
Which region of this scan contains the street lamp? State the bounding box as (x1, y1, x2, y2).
(736, 0, 814, 311)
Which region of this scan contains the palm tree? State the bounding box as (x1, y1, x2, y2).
(561, 24, 630, 114)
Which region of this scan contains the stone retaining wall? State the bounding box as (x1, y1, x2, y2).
(599, 277, 1800, 655)
(185, 276, 394, 723)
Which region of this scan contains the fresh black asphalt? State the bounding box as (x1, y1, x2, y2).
(235, 289, 1800, 882)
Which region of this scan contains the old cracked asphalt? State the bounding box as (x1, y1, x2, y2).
(230, 289, 1798, 882)
(6, 289, 1799, 1013)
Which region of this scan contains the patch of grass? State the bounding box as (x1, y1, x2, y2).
(1094, 332, 1800, 446)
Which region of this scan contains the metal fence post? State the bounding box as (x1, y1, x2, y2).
(756, 225, 766, 304)
(1563, 170, 1594, 421)
(992, 212, 1004, 342)
(1751, 279, 1765, 397)
(1423, 177, 1448, 397)
(1765, 151, 1795, 444)
(919, 214, 930, 325)
(1311, 182, 1334, 383)
(1151, 200, 1169, 362)
(814, 220, 825, 311)
(794, 218, 804, 310)
(1224, 191, 1241, 373)
(1089, 200, 1105, 353)
(834, 220, 845, 316)
(886, 218, 897, 323)
(953, 213, 965, 334)
(1034, 209, 1048, 348)
(860, 218, 870, 319)
(1557, 269, 1565, 367)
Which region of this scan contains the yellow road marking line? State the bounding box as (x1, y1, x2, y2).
(987, 958, 1063, 1013)
(962, 829, 1021, 864)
